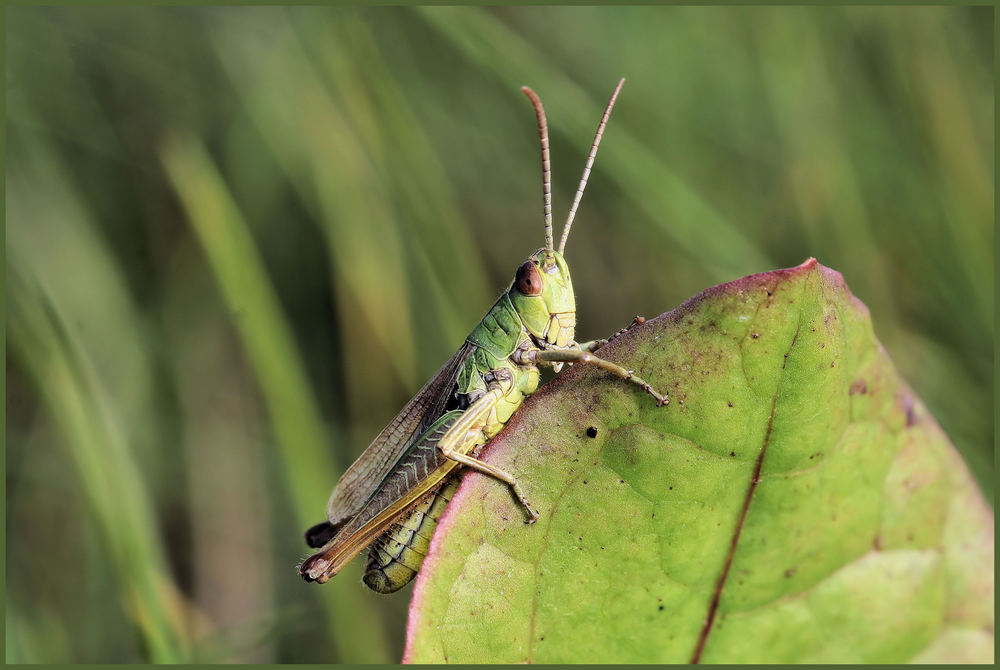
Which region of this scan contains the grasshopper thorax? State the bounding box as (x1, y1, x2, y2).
(508, 248, 576, 348)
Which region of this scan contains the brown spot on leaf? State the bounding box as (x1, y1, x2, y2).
(903, 395, 917, 427)
(849, 379, 867, 395)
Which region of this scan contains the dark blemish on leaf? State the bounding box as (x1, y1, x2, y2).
(586, 426, 598, 438)
(678, 399, 684, 406)
(766, 291, 772, 296)
(903, 395, 917, 427)
(601, 546, 605, 550)
(730, 451, 736, 457)
(658, 605, 665, 611)
(849, 379, 867, 395)
(669, 486, 673, 490)
(727, 401, 733, 407)
(784, 568, 796, 578)
(830, 361, 835, 368)
(751, 332, 759, 339)
(619, 480, 625, 484)
(583, 480, 588, 485)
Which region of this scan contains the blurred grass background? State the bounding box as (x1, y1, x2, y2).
(5, 5, 992, 663)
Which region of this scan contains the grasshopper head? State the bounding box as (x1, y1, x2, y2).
(508, 249, 575, 347)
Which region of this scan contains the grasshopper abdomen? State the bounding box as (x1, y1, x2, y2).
(363, 477, 460, 593)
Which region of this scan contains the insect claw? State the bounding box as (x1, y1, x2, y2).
(522, 502, 540, 524)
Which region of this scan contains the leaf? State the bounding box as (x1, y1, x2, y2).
(403, 259, 993, 664)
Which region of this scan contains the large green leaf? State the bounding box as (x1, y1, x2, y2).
(404, 259, 993, 663)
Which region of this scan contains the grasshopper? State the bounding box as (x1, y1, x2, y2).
(300, 78, 667, 593)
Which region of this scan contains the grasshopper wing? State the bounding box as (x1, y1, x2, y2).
(311, 341, 475, 543)
(300, 408, 467, 582)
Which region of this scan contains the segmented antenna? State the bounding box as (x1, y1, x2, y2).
(559, 77, 625, 255)
(521, 86, 554, 251)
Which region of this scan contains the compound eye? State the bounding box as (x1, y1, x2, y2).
(515, 260, 543, 296)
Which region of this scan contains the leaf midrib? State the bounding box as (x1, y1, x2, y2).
(691, 294, 806, 663)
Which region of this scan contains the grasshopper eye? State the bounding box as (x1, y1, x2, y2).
(515, 261, 543, 296)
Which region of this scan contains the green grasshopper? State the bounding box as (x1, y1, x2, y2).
(300, 78, 667, 593)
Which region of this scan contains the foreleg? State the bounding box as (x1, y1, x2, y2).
(525, 348, 669, 406)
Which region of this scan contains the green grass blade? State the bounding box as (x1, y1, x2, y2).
(159, 134, 390, 663)
(8, 272, 189, 663)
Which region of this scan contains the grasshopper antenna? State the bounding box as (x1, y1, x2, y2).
(521, 86, 554, 252)
(559, 77, 625, 255)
